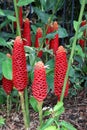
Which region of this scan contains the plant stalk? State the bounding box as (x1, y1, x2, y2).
(24, 87, 30, 127)
(7, 95, 10, 117)
(60, 0, 86, 102)
(13, 0, 21, 36)
(19, 92, 29, 130)
(37, 101, 43, 128)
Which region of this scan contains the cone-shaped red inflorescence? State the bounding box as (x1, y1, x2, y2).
(78, 20, 86, 49)
(50, 21, 59, 55)
(22, 18, 31, 46)
(2, 77, 13, 95)
(32, 61, 48, 102)
(35, 28, 43, 57)
(12, 36, 28, 92)
(54, 46, 69, 100)
(46, 24, 53, 45)
(19, 7, 23, 29)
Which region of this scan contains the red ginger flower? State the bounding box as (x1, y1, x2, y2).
(12, 36, 28, 92)
(78, 20, 86, 49)
(32, 61, 48, 102)
(2, 77, 13, 95)
(35, 28, 43, 57)
(46, 24, 53, 45)
(54, 46, 69, 100)
(50, 21, 59, 55)
(22, 18, 31, 46)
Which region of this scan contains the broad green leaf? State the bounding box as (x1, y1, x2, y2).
(0, 53, 6, 63)
(60, 121, 77, 130)
(79, 0, 87, 4)
(0, 38, 7, 47)
(46, 73, 54, 91)
(2, 58, 12, 80)
(0, 9, 5, 16)
(69, 66, 75, 77)
(0, 117, 5, 126)
(45, 59, 54, 71)
(44, 125, 57, 130)
(7, 15, 16, 22)
(54, 102, 63, 112)
(31, 25, 37, 34)
(73, 21, 79, 31)
(75, 45, 85, 58)
(0, 88, 7, 104)
(0, 32, 15, 40)
(30, 96, 38, 112)
(34, 7, 50, 24)
(46, 31, 58, 39)
(58, 27, 68, 38)
(41, 118, 54, 130)
(17, 0, 34, 6)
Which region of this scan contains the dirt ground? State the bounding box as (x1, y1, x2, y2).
(0, 89, 87, 130)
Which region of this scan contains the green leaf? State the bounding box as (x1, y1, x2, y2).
(0, 53, 6, 63)
(0, 117, 5, 126)
(69, 66, 75, 77)
(0, 9, 5, 16)
(41, 118, 54, 130)
(30, 96, 38, 112)
(2, 58, 12, 80)
(58, 26, 68, 38)
(34, 7, 50, 24)
(31, 25, 37, 34)
(44, 125, 57, 130)
(0, 37, 7, 47)
(46, 31, 58, 39)
(79, 0, 87, 4)
(17, 0, 34, 6)
(0, 32, 15, 40)
(7, 15, 16, 22)
(45, 59, 54, 70)
(73, 21, 79, 31)
(54, 102, 63, 112)
(75, 45, 85, 58)
(60, 121, 77, 130)
(46, 73, 54, 91)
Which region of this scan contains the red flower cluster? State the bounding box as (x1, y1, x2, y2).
(35, 28, 43, 57)
(32, 61, 48, 102)
(46, 21, 59, 54)
(54, 46, 69, 100)
(12, 36, 28, 92)
(22, 18, 31, 46)
(78, 20, 86, 49)
(2, 77, 13, 95)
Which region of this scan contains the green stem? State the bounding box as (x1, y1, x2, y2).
(13, 0, 21, 36)
(60, 0, 86, 102)
(24, 87, 30, 127)
(37, 101, 43, 128)
(19, 92, 29, 130)
(7, 95, 10, 117)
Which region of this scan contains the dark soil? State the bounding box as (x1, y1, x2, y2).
(0, 89, 87, 130)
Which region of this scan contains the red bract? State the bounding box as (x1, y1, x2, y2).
(22, 18, 31, 46)
(35, 28, 43, 57)
(50, 21, 59, 55)
(32, 61, 48, 102)
(2, 77, 13, 95)
(46, 24, 53, 45)
(54, 46, 69, 100)
(12, 36, 28, 92)
(78, 20, 86, 49)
